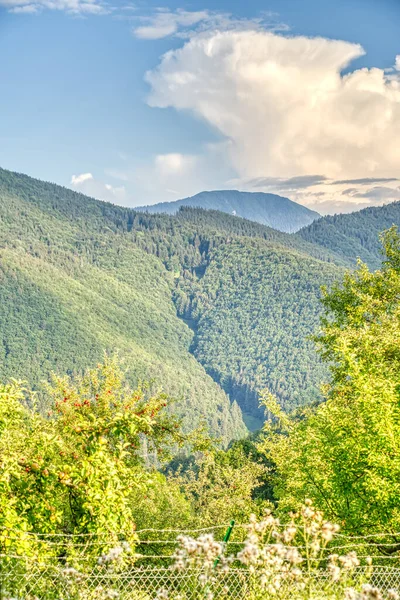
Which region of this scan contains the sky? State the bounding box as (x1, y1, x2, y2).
(0, 0, 400, 214)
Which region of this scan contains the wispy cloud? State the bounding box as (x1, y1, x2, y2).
(349, 186, 400, 200)
(70, 172, 127, 203)
(133, 9, 210, 40)
(230, 175, 400, 215)
(1, 0, 110, 15)
(132, 8, 289, 40)
(243, 175, 329, 190)
(330, 177, 399, 186)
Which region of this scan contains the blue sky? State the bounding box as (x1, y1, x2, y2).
(1, 0, 400, 213)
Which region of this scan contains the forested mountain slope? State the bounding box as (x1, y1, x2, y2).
(136, 190, 320, 233)
(0, 168, 246, 443)
(297, 202, 400, 270)
(174, 207, 348, 266)
(114, 205, 346, 424)
(0, 167, 345, 434)
(174, 239, 342, 425)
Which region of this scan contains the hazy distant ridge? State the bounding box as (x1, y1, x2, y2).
(136, 190, 320, 233)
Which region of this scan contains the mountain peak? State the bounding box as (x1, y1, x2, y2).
(136, 189, 319, 233)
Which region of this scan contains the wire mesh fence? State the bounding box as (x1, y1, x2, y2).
(2, 528, 400, 599)
(1, 560, 250, 600)
(3, 561, 400, 600)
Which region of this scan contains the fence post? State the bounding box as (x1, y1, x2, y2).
(213, 520, 235, 569)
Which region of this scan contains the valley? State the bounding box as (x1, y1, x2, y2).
(3, 167, 396, 440)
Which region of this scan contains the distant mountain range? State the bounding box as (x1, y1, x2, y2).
(2, 166, 400, 440)
(136, 190, 320, 233)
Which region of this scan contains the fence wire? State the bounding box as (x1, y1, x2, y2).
(3, 562, 400, 600)
(2, 529, 400, 599)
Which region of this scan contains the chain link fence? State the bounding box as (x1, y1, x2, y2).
(2, 529, 400, 599)
(1, 560, 249, 600)
(3, 558, 400, 599)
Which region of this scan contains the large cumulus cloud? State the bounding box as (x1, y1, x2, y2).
(145, 31, 400, 211)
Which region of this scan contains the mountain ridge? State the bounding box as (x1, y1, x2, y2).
(0, 167, 247, 443)
(2, 166, 378, 437)
(136, 189, 320, 233)
(297, 201, 400, 270)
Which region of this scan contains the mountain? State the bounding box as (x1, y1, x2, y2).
(121, 207, 346, 426)
(176, 236, 341, 427)
(0, 168, 246, 444)
(0, 167, 345, 437)
(136, 190, 320, 233)
(297, 202, 400, 270)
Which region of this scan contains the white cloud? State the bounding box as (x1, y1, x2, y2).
(10, 4, 38, 12)
(154, 152, 197, 174)
(104, 145, 235, 206)
(133, 9, 209, 40)
(1, 0, 109, 15)
(70, 172, 127, 204)
(229, 174, 400, 215)
(132, 9, 288, 41)
(146, 30, 400, 212)
(71, 172, 93, 185)
(133, 151, 215, 204)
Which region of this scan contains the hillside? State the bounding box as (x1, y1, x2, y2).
(136, 190, 320, 233)
(297, 202, 400, 270)
(118, 206, 345, 423)
(0, 167, 346, 434)
(0, 168, 246, 443)
(174, 239, 341, 426)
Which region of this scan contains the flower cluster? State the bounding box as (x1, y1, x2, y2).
(169, 532, 233, 599)
(328, 552, 360, 582)
(62, 566, 84, 583)
(103, 590, 119, 599)
(237, 511, 303, 595)
(86, 586, 120, 599)
(156, 590, 175, 600)
(345, 585, 399, 599)
(161, 501, 400, 599)
(234, 500, 356, 596)
(173, 533, 225, 572)
(98, 542, 131, 566)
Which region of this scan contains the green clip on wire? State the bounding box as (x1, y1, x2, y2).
(203, 520, 235, 598)
(214, 520, 235, 568)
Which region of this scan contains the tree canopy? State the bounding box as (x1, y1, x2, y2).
(261, 228, 400, 535)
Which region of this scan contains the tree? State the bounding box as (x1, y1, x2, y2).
(260, 228, 400, 535)
(169, 443, 269, 528)
(0, 358, 188, 555)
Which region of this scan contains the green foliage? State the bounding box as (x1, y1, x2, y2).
(181, 240, 342, 416)
(170, 446, 269, 527)
(0, 166, 346, 436)
(227, 433, 276, 503)
(0, 358, 190, 552)
(129, 470, 193, 531)
(297, 201, 400, 270)
(0, 168, 246, 444)
(261, 228, 400, 535)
